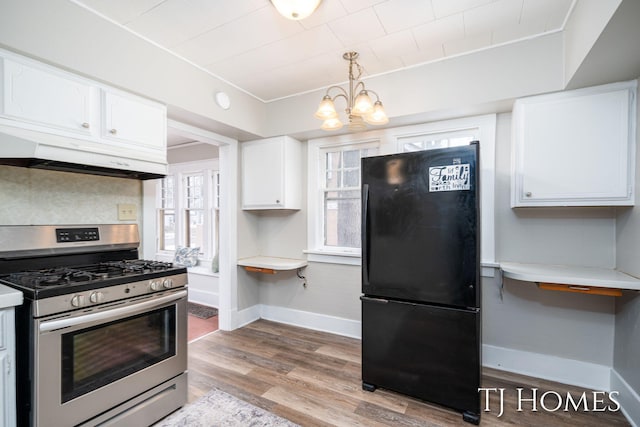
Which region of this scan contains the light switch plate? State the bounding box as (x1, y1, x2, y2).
(117, 204, 137, 221)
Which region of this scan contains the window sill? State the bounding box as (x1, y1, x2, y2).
(303, 249, 361, 266)
(187, 265, 219, 277)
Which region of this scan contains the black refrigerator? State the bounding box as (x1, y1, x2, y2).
(361, 143, 481, 424)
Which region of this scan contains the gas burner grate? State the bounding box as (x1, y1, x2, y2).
(99, 260, 175, 274)
(9, 268, 109, 288)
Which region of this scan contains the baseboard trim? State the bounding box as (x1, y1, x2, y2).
(611, 369, 640, 427)
(187, 289, 218, 307)
(259, 304, 361, 339)
(483, 344, 611, 391)
(232, 304, 261, 329)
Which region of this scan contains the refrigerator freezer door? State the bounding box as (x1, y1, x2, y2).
(361, 297, 481, 418)
(362, 144, 479, 308)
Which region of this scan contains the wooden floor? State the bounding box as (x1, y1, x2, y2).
(187, 320, 630, 426)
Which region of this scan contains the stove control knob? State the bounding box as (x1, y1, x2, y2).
(71, 295, 85, 307)
(150, 280, 161, 291)
(162, 278, 173, 289)
(90, 292, 105, 304)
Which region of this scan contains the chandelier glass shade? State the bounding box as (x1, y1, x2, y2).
(271, 0, 322, 20)
(315, 52, 389, 131)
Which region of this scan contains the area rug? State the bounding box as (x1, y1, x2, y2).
(155, 387, 299, 427)
(188, 302, 218, 319)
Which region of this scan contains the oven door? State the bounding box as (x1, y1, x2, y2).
(34, 289, 187, 427)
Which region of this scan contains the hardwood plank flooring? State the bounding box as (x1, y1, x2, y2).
(186, 320, 630, 426)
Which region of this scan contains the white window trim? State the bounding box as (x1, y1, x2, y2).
(156, 158, 219, 264)
(305, 137, 381, 264)
(306, 114, 496, 269)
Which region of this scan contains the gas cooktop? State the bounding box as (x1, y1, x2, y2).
(0, 259, 187, 299)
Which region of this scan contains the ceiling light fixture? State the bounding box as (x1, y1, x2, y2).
(315, 52, 389, 132)
(271, 0, 322, 20)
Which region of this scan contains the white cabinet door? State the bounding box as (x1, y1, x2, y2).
(242, 136, 301, 210)
(0, 308, 15, 427)
(512, 81, 636, 207)
(0, 352, 8, 427)
(101, 90, 166, 150)
(1, 58, 95, 136)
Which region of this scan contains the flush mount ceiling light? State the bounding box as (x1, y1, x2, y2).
(315, 52, 389, 132)
(271, 0, 322, 20)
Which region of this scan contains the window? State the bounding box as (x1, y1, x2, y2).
(184, 173, 204, 253)
(158, 177, 175, 251)
(156, 161, 219, 263)
(306, 140, 379, 264)
(400, 129, 475, 152)
(322, 144, 378, 249)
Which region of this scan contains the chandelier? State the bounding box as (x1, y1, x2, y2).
(315, 52, 389, 131)
(271, 0, 322, 20)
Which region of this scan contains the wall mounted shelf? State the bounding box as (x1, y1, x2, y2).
(238, 256, 307, 273)
(500, 262, 640, 295)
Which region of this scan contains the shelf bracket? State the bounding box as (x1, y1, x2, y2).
(297, 268, 307, 288)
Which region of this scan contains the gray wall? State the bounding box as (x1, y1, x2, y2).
(491, 112, 617, 365)
(236, 148, 261, 311)
(613, 77, 640, 396)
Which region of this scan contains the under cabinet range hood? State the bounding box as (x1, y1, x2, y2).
(0, 125, 167, 180)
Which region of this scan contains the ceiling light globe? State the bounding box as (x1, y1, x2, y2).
(351, 90, 374, 116)
(364, 101, 389, 125)
(271, 0, 322, 20)
(315, 96, 338, 120)
(321, 117, 343, 131)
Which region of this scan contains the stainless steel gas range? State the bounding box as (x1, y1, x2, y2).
(0, 224, 188, 427)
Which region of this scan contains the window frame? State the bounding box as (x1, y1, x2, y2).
(318, 141, 380, 253)
(306, 114, 496, 271)
(155, 159, 219, 263)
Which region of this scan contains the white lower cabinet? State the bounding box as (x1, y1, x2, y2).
(0, 307, 16, 427)
(511, 80, 637, 207)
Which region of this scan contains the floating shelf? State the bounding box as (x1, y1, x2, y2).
(500, 262, 640, 294)
(238, 256, 307, 274)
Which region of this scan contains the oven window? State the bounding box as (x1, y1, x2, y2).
(61, 306, 176, 403)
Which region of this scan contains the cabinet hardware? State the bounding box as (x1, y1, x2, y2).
(81, 122, 90, 129)
(110, 128, 117, 135)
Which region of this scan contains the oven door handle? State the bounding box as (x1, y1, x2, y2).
(39, 290, 187, 332)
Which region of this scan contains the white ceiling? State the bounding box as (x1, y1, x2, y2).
(73, 0, 574, 103)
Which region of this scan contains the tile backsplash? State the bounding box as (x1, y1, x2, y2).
(0, 166, 142, 225)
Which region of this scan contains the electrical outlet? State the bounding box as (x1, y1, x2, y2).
(117, 204, 137, 221)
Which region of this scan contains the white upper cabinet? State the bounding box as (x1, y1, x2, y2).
(1, 58, 97, 137)
(0, 49, 167, 165)
(242, 136, 302, 210)
(101, 89, 166, 150)
(511, 80, 637, 207)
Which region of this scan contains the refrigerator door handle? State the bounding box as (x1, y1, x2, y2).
(362, 183, 370, 286)
(360, 296, 388, 304)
